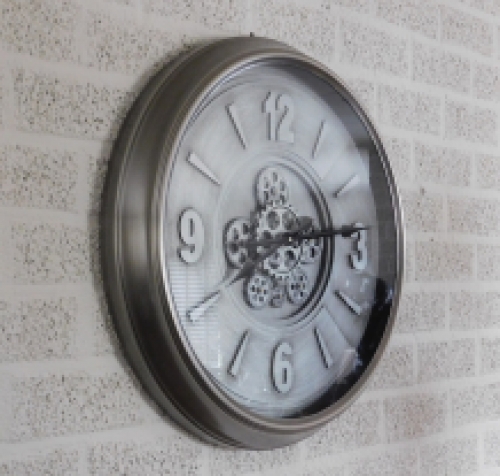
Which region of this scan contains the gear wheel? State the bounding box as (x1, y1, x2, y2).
(300, 224, 322, 264)
(269, 282, 285, 308)
(255, 205, 302, 282)
(224, 218, 252, 268)
(244, 273, 271, 309)
(256, 167, 289, 207)
(286, 267, 310, 305)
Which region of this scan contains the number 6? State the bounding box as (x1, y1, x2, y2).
(272, 342, 293, 394)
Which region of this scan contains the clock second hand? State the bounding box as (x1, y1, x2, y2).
(187, 217, 313, 322)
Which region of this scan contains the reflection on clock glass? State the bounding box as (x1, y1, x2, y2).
(162, 62, 398, 418)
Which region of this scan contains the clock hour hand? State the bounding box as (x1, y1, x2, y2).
(187, 216, 313, 321)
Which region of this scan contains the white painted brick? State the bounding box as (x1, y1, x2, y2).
(481, 336, 500, 375)
(348, 78, 376, 117)
(376, 0, 439, 39)
(473, 62, 500, 102)
(89, 435, 203, 476)
(449, 196, 500, 236)
(8, 221, 91, 284)
(340, 19, 409, 77)
(445, 98, 498, 145)
(0, 448, 80, 476)
(86, 146, 110, 214)
(401, 188, 444, 233)
(415, 241, 474, 282)
(396, 290, 446, 333)
(253, 1, 335, 62)
(420, 435, 478, 476)
(379, 85, 441, 135)
(485, 428, 500, 468)
(478, 244, 500, 281)
(0, 296, 77, 362)
(0, 145, 79, 211)
(210, 442, 298, 474)
(441, 6, 494, 56)
(405, 240, 415, 283)
(145, 0, 247, 32)
(8, 367, 145, 440)
(414, 141, 472, 187)
(345, 448, 419, 476)
(382, 135, 412, 182)
(457, 0, 500, 15)
(90, 288, 116, 356)
(86, 9, 183, 75)
(452, 382, 500, 427)
(450, 291, 500, 330)
(368, 342, 415, 389)
(418, 338, 476, 383)
(413, 42, 471, 93)
(320, 0, 372, 13)
(477, 153, 500, 191)
(385, 391, 447, 442)
(0, 0, 80, 62)
(305, 399, 382, 457)
(13, 68, 133, 140)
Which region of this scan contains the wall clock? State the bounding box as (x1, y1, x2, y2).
(101, 36, 404, 449)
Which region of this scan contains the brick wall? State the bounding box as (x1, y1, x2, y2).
(0, 0, 499, 474)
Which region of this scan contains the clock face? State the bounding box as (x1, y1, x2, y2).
(102, 38, 403, 448)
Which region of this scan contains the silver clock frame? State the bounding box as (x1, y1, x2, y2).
(101, 36, 405, 449)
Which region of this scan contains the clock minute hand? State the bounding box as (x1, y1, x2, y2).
(187, 216, 312, 322)
(228, 224, 369, 248)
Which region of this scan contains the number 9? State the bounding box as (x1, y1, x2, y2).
(179, 209, 204, 264)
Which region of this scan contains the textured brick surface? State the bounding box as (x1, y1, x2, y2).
(414, 141, 472, 186)
(415, 241, 475, 281)
(401, 188, 444, 233)
(441, 6, 494, 56)
(0, 0, 80, 62)
(449, 196, 500, 235)
(450, 290, 500, 330)
(9, 368, 145, 440)
(376, 0, 439, 38)
(14, 68, 132, 140)
(420, 435, 478, 476)
(385, 392, 447, 442)
(383, 135, 412, 182)
(0, 449, 80, 476)
(340, 19, 409, 76)
(0, 145, 79, 211)
(396, 290, 446, 333)
(379, 85, 441, 134)
(89, 436, 203, 476)
(413, 42, 471, 93)
(477, 153, 500, 190)
(445, 98, 498, 145)
(0, 296, 77, 362)
(478, 244, 500, 281)
(368, 342, 415, 389)
(474, 62, 500, 101)
(451, 382, 500, 427)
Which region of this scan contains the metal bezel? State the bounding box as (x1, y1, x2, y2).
(101, 36, 405, 449)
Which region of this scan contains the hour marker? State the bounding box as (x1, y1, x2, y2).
(335, 348, 358, 381)
(227, 104, 247, 149)
(336, 290, 362, 315)
(187, 152, 221, 185)
(334, 174, 360, 197)
(312, 121, 327, 159)
(314, 326, 333, 368)
(228, 331, 249, 377)
(187, 291, 221, 322)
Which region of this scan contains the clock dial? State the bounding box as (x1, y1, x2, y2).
(102, 37, 403, 448)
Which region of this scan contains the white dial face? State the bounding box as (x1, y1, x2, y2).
(161, 63, 397, 418)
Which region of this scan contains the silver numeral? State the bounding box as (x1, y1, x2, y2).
(179, 208, 204, 264)
(263, 92, 295, 143)
(350, 222, 368, 271)
(272, 342, 293, 393)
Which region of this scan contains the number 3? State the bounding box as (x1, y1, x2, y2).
(350, 222, 367, 271)
(179, 209, 204, 264)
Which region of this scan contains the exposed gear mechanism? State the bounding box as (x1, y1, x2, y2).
(286, 267, 310, 305)
(300, 224, 322, 264)
(256, 167, 289, 207)
(244, 273, 272, 309)
(224, 218, 252, 268)
(255, 204, 302, 282)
